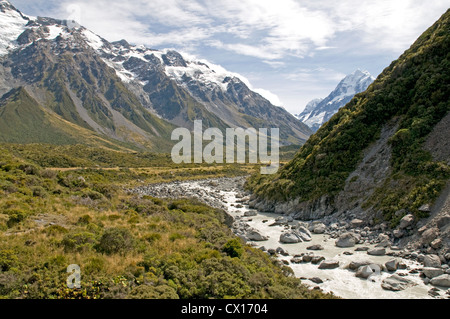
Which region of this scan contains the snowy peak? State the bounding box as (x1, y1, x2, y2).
(0, 0, 30, 55)
(297, 70, 375, 132)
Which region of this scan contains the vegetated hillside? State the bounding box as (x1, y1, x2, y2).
(0, 144, 335, 299)
(247, 9, 450, 227)
(0, 88, 146, 152)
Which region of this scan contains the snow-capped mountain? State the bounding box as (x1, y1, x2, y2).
(0, 0, 312, 149)
(296, 70, 375, 132)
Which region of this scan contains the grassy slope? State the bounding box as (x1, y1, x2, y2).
(247, 9, 450, 225)
(0, 144, 334, 299)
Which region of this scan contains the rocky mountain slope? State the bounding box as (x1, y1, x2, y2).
(247, 9, 450, 254)
(296, 70, 375, 132)
(0, 0, 312, 150)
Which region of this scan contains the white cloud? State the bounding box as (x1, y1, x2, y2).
(43, 0, 449, 59)
(253, 88, 284, 106)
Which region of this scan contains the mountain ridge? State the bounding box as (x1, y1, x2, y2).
(0, 0, 312, 151)
(296, 69, 375, 132)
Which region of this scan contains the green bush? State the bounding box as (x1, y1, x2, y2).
(0, 250, 19, 271)
(127, 284, 179, 299)
(61, 232, 97, 252)
(97, 228, 135, 255)
(5, 209, 28, 228)
(222, 238, 244, 258)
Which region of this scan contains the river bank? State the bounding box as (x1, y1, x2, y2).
(130, 177, 450, 299)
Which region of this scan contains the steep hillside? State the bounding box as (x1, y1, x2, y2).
(247, 10, 450, 238)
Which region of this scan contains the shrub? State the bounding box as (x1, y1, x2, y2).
(31, 186, 47, 198)
(97, 228, 135, 255)
(222, 238, 244, 258)
(0, 250, 19, 271)
(127, 284, 179, 299)
(61, 232, 97, 252)
(45, 225, 69, 236)
(5, 209, 28, 228)
(143, 233, 162, 243)
(76, 215, 92, 226)
(169, 233, 185, 242)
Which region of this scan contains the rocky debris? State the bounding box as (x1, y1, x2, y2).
(375, 234, 391, 248)
(351, 219, 365, 228)
(280, 226, 312, 243)
(399, 214, 415, 229)
(356, 265, 379, 279)
(311, 256, 326, 265)
(431, 239, 443, 249)
(428, 288, 441, 298)
(393, 229, 405, 239)
(246, 228, 269, 242)
(335, 232, 360, 248)
(430, 274, 450, 288)
(291, 257, 303, 264)
(280, 232, 301, 244)
(418, 204, 431, 213)
(385, 259, 399, 272)
(244, 210, 257, 217)
(421, 227, 440, 245)
(318, 260, 340, 270)
(312, 223, 327, 234)
(276, 247, 289, 257)
(309, 277, 324, 284)
(307, 244, 324, 251)
(348, 260, 374, 271)
(269, 217, 290, 227)
(422, 268, 445, 279)
(423, 254, 441, 268)
(381, 275, 417, 291)
(355, 247, 370, 252)
(302, 254, 314, 263)
(367, 248, 386, 256)
(436, 214, 450, 229)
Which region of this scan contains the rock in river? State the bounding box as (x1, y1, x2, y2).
(430, 274, 450, 288)
(335, 232, 360, 248)
(367, 248, 386, 256)
(381, 275, 417, 291)
(422, 268, 445, 279)
(318, 260, 340, 270)
(246, 228, 269, 242)
(280, 227, 312, 243)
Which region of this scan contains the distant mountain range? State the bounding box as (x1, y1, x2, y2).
(0, 0, 312, 151)
(296, 70, 375, 132)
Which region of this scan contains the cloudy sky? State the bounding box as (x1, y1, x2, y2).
(11, 0, 450, 114)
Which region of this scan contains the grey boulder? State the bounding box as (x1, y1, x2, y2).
(430, 274, 450, 288)
(381, 275, 417, 291)
(335, 232, 360, 248)
(318, 260, 340, 270)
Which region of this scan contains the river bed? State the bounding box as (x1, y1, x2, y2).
(132, 177, 443, 299)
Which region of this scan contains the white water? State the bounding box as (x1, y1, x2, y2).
(168, 179, 434, 299)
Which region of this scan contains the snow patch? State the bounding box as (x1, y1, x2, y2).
(0, 6, 28, 55)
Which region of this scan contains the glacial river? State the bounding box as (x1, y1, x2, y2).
(139, 178, 436, 299)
